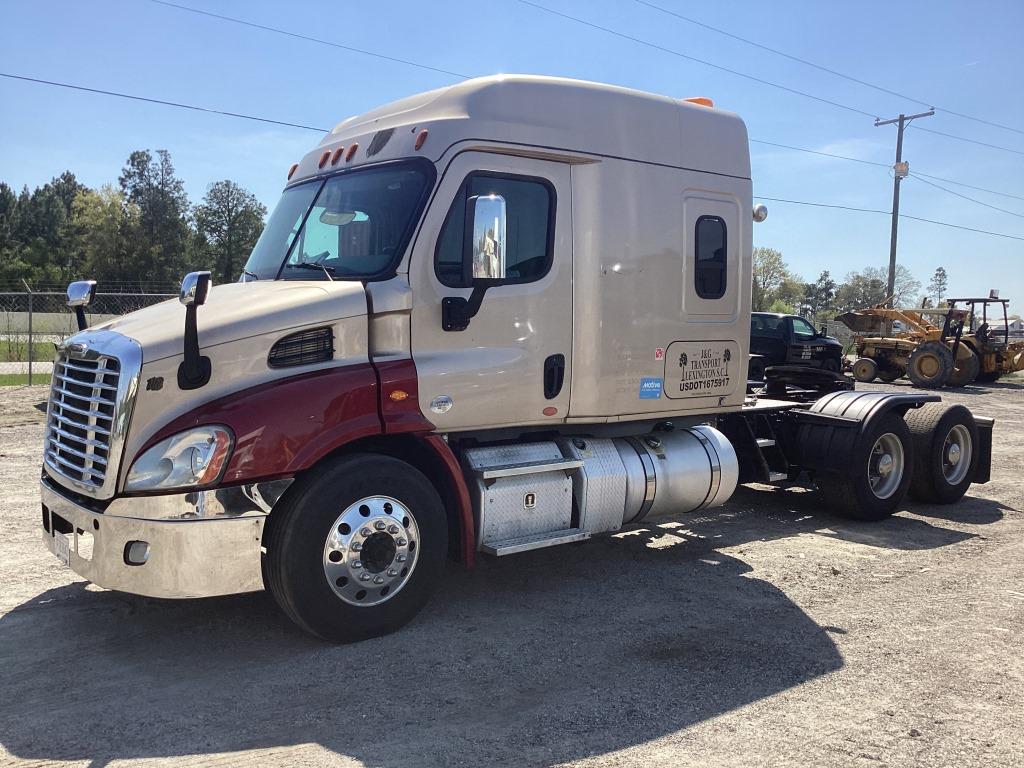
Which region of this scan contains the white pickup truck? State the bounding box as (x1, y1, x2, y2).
(40, 75, 992, 641)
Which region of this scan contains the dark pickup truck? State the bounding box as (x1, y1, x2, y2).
(748, 312, 844, 379)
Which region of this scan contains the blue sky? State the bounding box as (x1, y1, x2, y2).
(2, 0, 1022, 304)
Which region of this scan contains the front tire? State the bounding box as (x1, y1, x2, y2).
(264, 453, 447, 642)
(905, 403, 978, 504)
(819, 413, 913, 521)
(948, 348, 980, 387)
(852, 357, 878, 383)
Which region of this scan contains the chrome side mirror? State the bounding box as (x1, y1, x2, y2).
(180, 271, 212, 307)
(752, 204, 769, 223)
(66, 280, 97, 331)
(467, 194, 507, 282)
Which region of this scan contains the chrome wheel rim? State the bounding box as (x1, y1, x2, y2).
(941, 424, 972, 485)
(322, 495, 419, 607)
(867, 432, 904, 500)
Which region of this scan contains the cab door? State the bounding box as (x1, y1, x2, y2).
(409, 152, 572, 431)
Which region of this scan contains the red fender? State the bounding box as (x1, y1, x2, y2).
(135, 360, 475, 565)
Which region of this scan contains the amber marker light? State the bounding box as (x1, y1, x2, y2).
(345, 143, 359, 161)
(684, 97, 714, 107)
(389, 390, 410, 402)
(287, 163, 299, 179)
(331, 147, 345, 165)
(318, 150, 331, 168)
(414, 129, 429, 150)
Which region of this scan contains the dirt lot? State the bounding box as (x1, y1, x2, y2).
(1, 379, 1021, 768)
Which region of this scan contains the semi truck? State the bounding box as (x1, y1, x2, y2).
(39, 76, 993, 641)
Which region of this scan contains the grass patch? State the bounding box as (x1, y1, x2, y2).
(1, 340, 56, 363)
(0, 373, 51, 387)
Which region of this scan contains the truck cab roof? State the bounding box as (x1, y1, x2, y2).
(289, 75, 751, 185)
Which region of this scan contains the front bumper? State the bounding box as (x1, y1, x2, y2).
(40, 481, 267, 599)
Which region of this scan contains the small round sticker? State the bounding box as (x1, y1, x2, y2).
(429, 395, 454, 414)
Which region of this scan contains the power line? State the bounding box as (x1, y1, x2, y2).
(912, 171, 1024, 203)
(634, 0, 1024, 138)
(148, 0, 470, 79)
(755, 195, 1024, 241)
(910, 124, 1024, 156)
(906, 174, 1024, 219)
(516, 0, 880, 119)
(749, 138, 888, 167)
(9, 68, 1022, 207)
(0, 72, 329, 132)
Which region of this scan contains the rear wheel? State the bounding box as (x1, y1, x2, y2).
(948, 347, 980, 387)
(819, 413, 913, 521)
(264, 453, 447, 642)
(905, 403, 978, 504)
(907, 342, 953, 388)
(852, 357, 878, 383)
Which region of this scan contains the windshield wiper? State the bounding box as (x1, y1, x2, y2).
(291, 261, 335, 281)
(241, 268, 259, 282)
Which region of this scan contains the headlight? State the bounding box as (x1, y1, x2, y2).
(125, 426, 234, 493)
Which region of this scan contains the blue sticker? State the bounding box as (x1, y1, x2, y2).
(638, 377, 663, 399)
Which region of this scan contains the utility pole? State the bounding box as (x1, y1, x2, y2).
(874, 109, 934, 307)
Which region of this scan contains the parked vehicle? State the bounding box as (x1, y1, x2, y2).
(747, 312, 844, 379)
(39, 76, 993, 642)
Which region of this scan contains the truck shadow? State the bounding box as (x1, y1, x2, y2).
(0, 489, 996, 768)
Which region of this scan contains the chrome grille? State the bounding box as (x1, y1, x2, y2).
(45, 353, 121, 489)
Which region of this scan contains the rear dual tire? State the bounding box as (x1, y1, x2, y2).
(905, 403, 977, 504)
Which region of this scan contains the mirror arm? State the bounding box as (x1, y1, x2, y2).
(442, 283, 492, 332)
(74, 306, 88, 332)
(177, 304, 212, 390)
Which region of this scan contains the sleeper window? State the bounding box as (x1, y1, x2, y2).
(436, 173, 554, 288)
(695, 215, 727, 300)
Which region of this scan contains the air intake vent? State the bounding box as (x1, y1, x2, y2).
(268, 327, 334, 368)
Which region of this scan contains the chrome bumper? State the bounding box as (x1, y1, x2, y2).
(40, 481, 267, 599)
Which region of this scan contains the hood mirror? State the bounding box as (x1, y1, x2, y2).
(66, 280, 97, 331)
(178, 271, 213, 390)
(180, 271, 211, 307)
(319, 210, 357, 226)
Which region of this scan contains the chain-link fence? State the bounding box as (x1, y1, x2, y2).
(0, 289, 175, 385)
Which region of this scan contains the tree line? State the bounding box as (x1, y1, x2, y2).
(753, 247, 952, 323)
(0, 149, 266, 292)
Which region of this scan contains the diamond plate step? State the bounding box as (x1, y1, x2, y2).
(481, 528, 590, 556)
(472, 458, 583, 480)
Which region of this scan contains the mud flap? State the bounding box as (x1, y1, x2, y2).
(973, 416, 994, 484)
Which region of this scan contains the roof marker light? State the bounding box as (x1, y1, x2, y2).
(345, 143, 358, 162)
(331, 147, 345, 165)
(414, 129, 429, 151)
(684, 97, 714, 107)
(287, 163, 299, 180)
(318, 150, 331, 168)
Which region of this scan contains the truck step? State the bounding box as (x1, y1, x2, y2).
(481, 528, 590, 556)
(756, 438, 776, 448)
(767, 471, 788, 483)
(473, 458, 583, 480)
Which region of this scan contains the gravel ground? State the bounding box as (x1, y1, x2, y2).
(0, 379, 1021, 768)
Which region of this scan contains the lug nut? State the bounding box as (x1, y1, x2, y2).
(375, 521, 387, 531)
(360, 528, 372, 537)
(373, 575, 385, 584)
(351, 542, 363, 551)
(352, 560, 362, 569)
(387, 568, 399, 577)
(396, 554, 407, 563)
(360, 573, 371, 582)
(388, 524, 400, 534)
(397, 538, 407, 546)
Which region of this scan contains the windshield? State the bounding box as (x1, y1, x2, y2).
(243, 161, 433, 281)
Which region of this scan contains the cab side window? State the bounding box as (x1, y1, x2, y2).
(791, 317, 817, 341)
(436, 173, 554, 288)
(694, 215, 727, 299)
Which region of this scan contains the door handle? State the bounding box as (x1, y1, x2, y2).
(544, 354, 565, 400)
